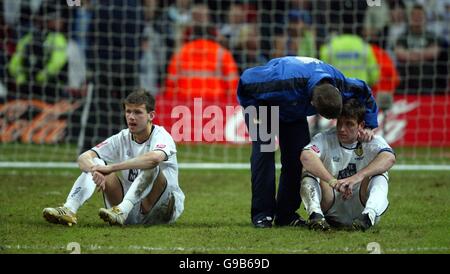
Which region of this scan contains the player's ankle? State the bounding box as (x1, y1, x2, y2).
(117, 199, 133, 215)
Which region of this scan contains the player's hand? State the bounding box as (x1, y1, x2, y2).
(334, 174, 363, 199)
(333, 180, 351, 196)
(342, 187, 353, 200)
(358, 128, 374, 142)
(92, 171, 106, 192)
(91, 165, 114, 175)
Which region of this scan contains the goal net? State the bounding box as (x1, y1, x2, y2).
(1, 0, 449, 168)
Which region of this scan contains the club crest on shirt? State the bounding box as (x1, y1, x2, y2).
(355, 142, 364, 159)
(333, 156, 340, 162)
(156, 144, 166, 149)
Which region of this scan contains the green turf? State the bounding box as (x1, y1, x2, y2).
(1, 168, 449, 254)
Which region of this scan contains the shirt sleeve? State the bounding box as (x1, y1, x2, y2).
(152, 131, 177, 161)
(303, 132, 327, 161)
(372, 136, 395, 155)
(91, 134, 120, 164)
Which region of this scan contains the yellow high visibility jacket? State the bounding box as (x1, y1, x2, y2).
(320, 34, 380, 86)
(9, 32, 68, 85)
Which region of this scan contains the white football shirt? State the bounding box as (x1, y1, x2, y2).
(91, 125, 184, 205)
(303, 128, 394, 179)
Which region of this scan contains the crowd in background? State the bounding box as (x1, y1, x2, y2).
(1, 0, 449, 103)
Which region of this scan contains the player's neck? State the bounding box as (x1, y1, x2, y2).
(340, 139, 358, 149)
(133, 123, 153, 144)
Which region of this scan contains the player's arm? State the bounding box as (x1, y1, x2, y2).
(335, 151, 396, 195)
(77, 150, 99, 173)
(300, 150, 336, 187)
(395, 44, 439, 62)
(77, 150, 110, 192)
(91, 150, 166, 175)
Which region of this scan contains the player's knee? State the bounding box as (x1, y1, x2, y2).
(300, 176, 319, 197)
(141, 166, 160, 183)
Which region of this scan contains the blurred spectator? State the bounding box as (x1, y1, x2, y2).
(273, 9, 316, 58)
(311, 0, 330, 50)
(219, 1, 248, 50)
(370, 44, 400, 97)
(415, 0, 450, 42)
(8, 2, 68, 101)
(329, 0, 367, 36)
(320, 32, 380, 87)
(70, 0, 93, 54)
(312, 0, 367, 53)
(259, 0, 287, 60)
(363, 0, 390, 46)
(164, 3, 238, 101)
(181, 2, 218, 43)
(1, 2, 17, 101)
(394, 4, 448, 94)
(83, 0, 145, 151)
(383, 0, 407, 51)
(155, 0, 192, 70)
(140, 0, 166, 95)
(232, 23, 267, 74)
(3, 0, 43, 37)
(2, 0, 20, 26)
(370, 44, 399, 127)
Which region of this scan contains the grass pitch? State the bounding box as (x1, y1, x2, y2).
(1, 168, 449, 254)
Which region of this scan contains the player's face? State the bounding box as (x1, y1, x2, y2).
(336, 117, 363, 144)
(125, 104, 153, 134)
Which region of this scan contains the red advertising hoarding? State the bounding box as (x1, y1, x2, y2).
(154, 94, 450, 147)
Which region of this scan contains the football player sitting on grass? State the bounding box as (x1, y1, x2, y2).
(43, 89, 185, 226)
(300, 99, 395, 231)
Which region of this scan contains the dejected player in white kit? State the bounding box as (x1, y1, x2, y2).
(43, 89, 184, 226)
(300, 98, 395, 231)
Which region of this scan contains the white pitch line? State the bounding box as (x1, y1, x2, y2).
(1, 162, 450, 170)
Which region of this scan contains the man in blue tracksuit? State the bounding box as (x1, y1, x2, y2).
(237, 56, 379, 228)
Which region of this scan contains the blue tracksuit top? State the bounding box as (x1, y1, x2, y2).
(237, 56, 379, 128)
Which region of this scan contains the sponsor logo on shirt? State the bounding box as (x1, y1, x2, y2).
(333, 156, 340, 162)
(310, 145, 320, 154)
(156, 144, 166, 149)
(338, 163, 357, 179)
(95, 141, 108, 148)
(128, 169, 139, 182)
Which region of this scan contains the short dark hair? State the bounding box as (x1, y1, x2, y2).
(340, 98, 365, 124)
(123, 89, 155, 112)
(312, 83, 342, 119)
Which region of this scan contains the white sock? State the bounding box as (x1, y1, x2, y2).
(63, 158, 105, 213)
(300, 176, 323, 217)
(117, 167, 159, 215)
(64, 172, 96, 213)
(363, 175, 389, 225)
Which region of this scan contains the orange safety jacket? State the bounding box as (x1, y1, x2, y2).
(370, 44, 400, 96)
(164, 39, 239, 101)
